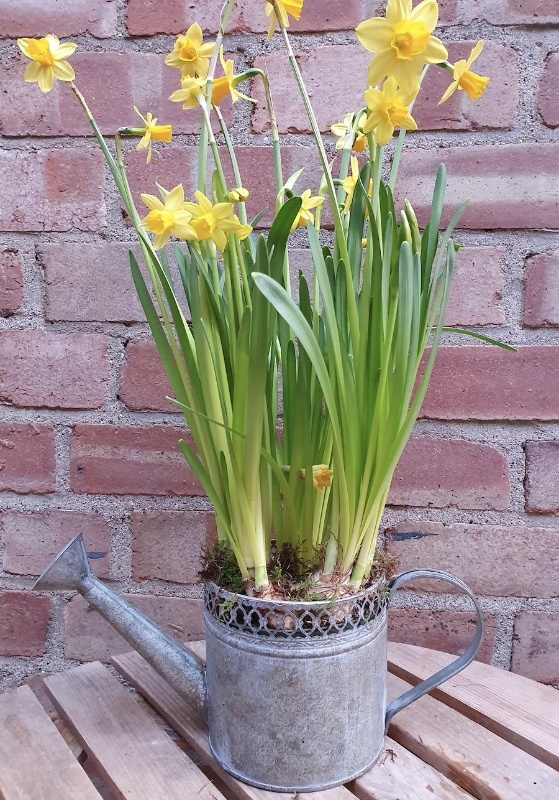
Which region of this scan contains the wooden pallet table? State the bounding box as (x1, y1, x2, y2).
(1, 642, 558, 799)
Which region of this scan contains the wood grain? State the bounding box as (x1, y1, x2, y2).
(386, 671, 559, 798)
(44, 661, 225, 800)
(388, 642, 559, 770)
(112, 648, 354, 800)
(350, 739, 472, 800)
(0, 684, 101, 800)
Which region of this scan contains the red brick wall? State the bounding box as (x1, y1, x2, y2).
(0, 0, 558, 687)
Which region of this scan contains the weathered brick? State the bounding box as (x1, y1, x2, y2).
(0, 150, 105, 232)
(1, 510, 110, 578)
(389, 437, 510, 510)
(127, 0, 367, 36)
(512, 612, 559, 683)
(120, 340, 177, 412)
(0, 331, 109, 409)
(70, 425, 204, 496)
(524, 250, 559, 328)
(394, 143, 559, 230)
(40, 242, 144, 323)
(1, 52, 232, 137)
(0, 248, 23, 316)
(65, 593, 204, 661)
(0, 591, 51, 656)
(538, 53, 559, 128)
(525, 441, 559, 514)
(386, 522, 559, 597)
(387, 608, 496, 664)
(131, 510, 215, 583)
(252, 41, 516, 134)
(0, 423, 55, 494)
(421, 346, 559, 421)
(0, 0, 117, 38)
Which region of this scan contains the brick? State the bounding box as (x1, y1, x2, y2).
(252, 41, 516, 134)
(70, 424, 204, 496)
(524, 250, 559, 328)
(463, 0, 559, 24)
(1, 52, 232, 137)
(131, 510, 215, 583)
(394, 143, 559, 230)
(0, 423, 55, 494)
(0, 149, 105, 232)
(120, 340, 177, 412)
(387, 608, 496, 664)
(538, 53, 559, 128)
(525, 441, 559, 514)
(386, 522, 559, 597)
(127, 0, 367, 36)
(421, 346, 559, 421)
(65, 593, 204, 661)
(0, 591, 51, 656)
(389, 437, 510, 510)
(1, 510, 110, 578)
(0, 331, 109, 409)
(126, 147, 198, 215)
(0, 0, 117, 37)
(40, 242, 144, 323)
(0, 248, 23, 316)
(512, 612, 559, 683)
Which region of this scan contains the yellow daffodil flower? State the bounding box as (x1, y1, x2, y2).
(169, 76, 206, 109)
(330, 113, 368, 153)
(342, 157, 360, 214)
(141, 184, 197, 250)
(17, 35, 77, 93)
(356, 0, 447, 92)
(362, 77, 418, 146)
(264, 0, 304, 40)
(211, 48, 256, 106)
(133, 107, 172, 164)
(183, 191, 253, 251)
(298, 464, 334, 489)
(438, 41, 490, 104)
(165, 23, 215, 78)
(291, 190, 324, 231)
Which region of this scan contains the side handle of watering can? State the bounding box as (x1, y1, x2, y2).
(384, 569, 483, 731)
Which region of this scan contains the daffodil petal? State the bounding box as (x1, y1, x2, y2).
(194, 191, 214, 213)
(467, 40, 484, 67)
(409, 0, 439, 31)
(355, 18, 393, 53)
(422, 36, 448, 64)
(186, 22, 203, 47)
(367, 49, 397, 87)
(36, 67, 54, 93)
(375, 120, 394, 146)
(140, 193, 165, 212)
(166, 184, 185, 211)
(23, 61, 42, 82)
(213, 229, 228, 251)
(53, 42, 77, 60)
(438, 80, 458, 105)
(51, 60, 75, 81)
(153, 231, 171, 250)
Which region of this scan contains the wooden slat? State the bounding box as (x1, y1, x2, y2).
(0, 684, 101, 800)
(44, 662, 226, 800)
(112, 648, 354, 800)
(350, 739, 473, 800)
(388, 642, 559, 770)
(386, 672, 559, 798)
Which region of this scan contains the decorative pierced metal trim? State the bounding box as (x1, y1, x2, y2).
(204, 581, 389, 638)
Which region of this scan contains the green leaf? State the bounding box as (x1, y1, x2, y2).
(441, 328, 517, 351)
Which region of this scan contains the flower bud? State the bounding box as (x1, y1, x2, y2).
(226, 187, 249, 203)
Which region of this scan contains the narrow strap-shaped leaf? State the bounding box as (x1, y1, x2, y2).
(441, 328, 517, 351)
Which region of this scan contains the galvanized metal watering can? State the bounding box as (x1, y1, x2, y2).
(35, 533, 483, 792)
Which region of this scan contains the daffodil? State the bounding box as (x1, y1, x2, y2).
(132, 107, 172, 164)
(169, 76, 206, 109)
(291, 190, 324, 231)
(341, 157, 361, 214)
(141, 184, 197, 250)
(298, 465, 334, 489)
(183, 191, 253, 251)
(356, 0, 447, 92)
(362, 77, 418, 146)
(211, 48, 256, 106)
(264, 0, 304, 40)
(17, 35, 77, 93)
(438, 41, 490, 104)
(165, 23, 215, 78)
(226, 187, 250, 203)
(331, 113, 368, 153)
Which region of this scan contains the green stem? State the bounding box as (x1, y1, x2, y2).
(214, 105, 248, 225)
(198, 97, 228, 199)
(388, 64, 430, 192)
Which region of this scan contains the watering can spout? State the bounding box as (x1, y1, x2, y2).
(34, 534, 207, 712)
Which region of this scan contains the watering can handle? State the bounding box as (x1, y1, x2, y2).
(384, 568, 483, 731)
